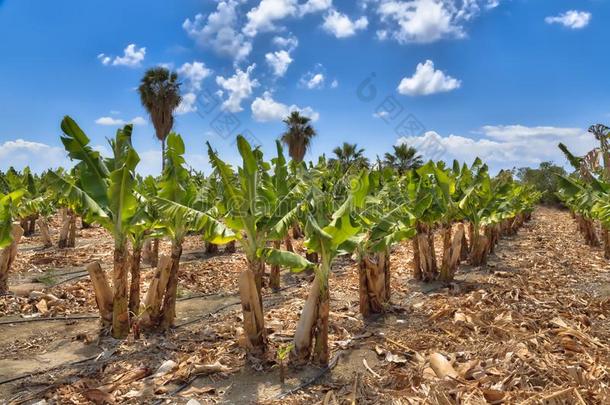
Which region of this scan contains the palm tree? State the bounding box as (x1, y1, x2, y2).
(280, 111, 316, 163)
(330, 142, 369, 169)
(383, 144, 423, 173)
(138, 67, 182, 171)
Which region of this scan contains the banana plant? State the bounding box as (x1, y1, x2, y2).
(0, 189, 25, 293)
(352, 169, 416, 317)
(291, 170, 368, 366)
(50, 116, 139, 338)
(149, 133, 235, 329)
(207, 136, 310, 354)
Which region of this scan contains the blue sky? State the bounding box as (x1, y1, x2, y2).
(0, 0, 608, 175)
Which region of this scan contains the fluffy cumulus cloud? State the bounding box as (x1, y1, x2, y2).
(177, 61, 212, 91)
(251, 91, 319, 122)
(97, 44, 146, 67)
(183, 1, 252, 62)
(272, 34, 299, 51)
(242, 0, 331, 37)
(322, 9, 368, 38)
(299, 64, 328, 89)
(243, 0, 299, 37)
(396, 125, 597, 171)
(299, 0, 333, 16)
(0, 139, 71, 172)
(216, 64, 259, 112)
(305, 73, 325, 89)
(265, 50, 294, 77)
(95, 116, 147, 126)
(545, 10, 591, 30)
(175, 93, 198, 115)
(397, 60, 461, 96)
(376, 0, 500, 44)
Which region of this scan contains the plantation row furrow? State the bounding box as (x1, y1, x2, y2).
(0, 116, 539, 368)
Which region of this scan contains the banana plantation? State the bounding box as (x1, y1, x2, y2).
(0, 118, 609, 404)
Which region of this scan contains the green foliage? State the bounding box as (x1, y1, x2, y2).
(517, 162, 567, 205)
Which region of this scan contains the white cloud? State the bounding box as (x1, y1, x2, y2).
(175, 92, 197, 115)
(272, 34, 299, 51)
(177, 61, 212, 91)
(251, 91, 319, 122)
(305, 73, 325, 89)
(545, 10, 591, 30)
(299, 0, 333, 16)
(481, 125, 582, 141)
(183, 1, 252, 62)
(243, 0, 298, 37)
(331, 79, 339, 88)
(322, 9, 368, 38)
(130, 116, 147, 126)
(397, 60, 461, 96)
(265, 50, 293, 77)
(98, 44, 146, 67)
(396, 125, 596, 171)
(373, 111, 389, 119)
(95, 116, 148, 126)
(376, 0, 498, 44)
(216, 64, 259, 112)
(0, 139, 70, 173)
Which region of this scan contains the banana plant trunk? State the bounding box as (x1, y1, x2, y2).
(0, 224, 24, 294)
(151, 239, 160, 267)
(37, 218, 52, 248)
(239, 264, 266, 354)
(87, 262, 113, 327)
(293, 269, 331, 366)
(415, 224, 438, 281)
(129, 245, 142, 318)
(68, 212, 76, 248)
(284, 234, 294, 252)
(28, 215, 37, 236)
(141, 255, 171, 327)
(160, 241, 183, 329)
(460, 223, 469, 261)
(603, 227, 610, 260)
(269, 240, 281, 291)
(358, 250, 390, 318)
(142, 239, 153, 266)
(440, 224, 464, 282)
(112, 244, 130, 338)
(469, 224, 489, 267)
(58, 208, 71, 248)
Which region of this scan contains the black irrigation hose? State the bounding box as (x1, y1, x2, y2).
(275, 351, 343, 400)
(174, 280, 306, 329)
(0, 354, 101, 386)
(0, 315, 99, 325)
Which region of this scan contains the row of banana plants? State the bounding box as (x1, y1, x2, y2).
(0, 116, 539, 366)
(556, 125, 610, 258)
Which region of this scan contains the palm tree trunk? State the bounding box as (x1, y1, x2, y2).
(161, 137, 166, 172)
